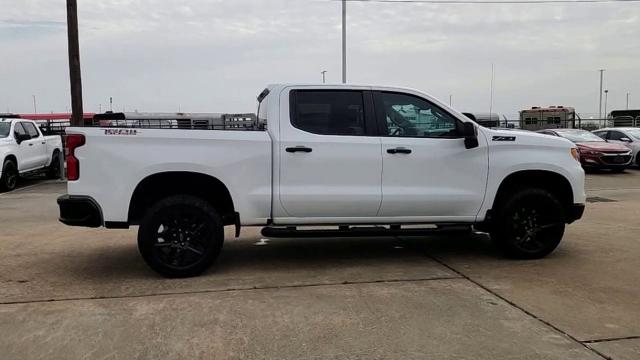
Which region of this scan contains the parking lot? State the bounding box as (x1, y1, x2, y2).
(0, 170, 639, 360)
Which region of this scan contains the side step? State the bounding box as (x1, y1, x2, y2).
(261, 225, 472, 238)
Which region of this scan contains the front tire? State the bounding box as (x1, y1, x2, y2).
(138, 195, 224, 277)
(490, 188, 565, 259)
(0, 160, 19, 192)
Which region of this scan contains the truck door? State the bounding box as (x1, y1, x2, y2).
(14, 122, 40, 171)
(22, 122, 48, 168)
(374, 91, 489, 220)
(278, 89, 382, 218)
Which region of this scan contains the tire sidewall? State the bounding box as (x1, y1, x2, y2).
(492, 188, 565, 259)
(1, 160, 18, 191)
(138, 195, 224, 277)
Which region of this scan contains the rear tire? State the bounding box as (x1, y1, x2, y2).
(0, 160, 18, 192)
(490, 188, 565, 259)
(47, 151, 61, 179)
(137, 195, 224, 278)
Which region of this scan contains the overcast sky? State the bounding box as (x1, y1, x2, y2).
(1, 0, 639, 118)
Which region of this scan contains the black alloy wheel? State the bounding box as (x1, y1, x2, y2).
(1, 160, 18, 192)
(491, 188, 565, 259)
(138, 195, 224, 277)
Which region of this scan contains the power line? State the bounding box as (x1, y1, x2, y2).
(327, 0, 640, 4)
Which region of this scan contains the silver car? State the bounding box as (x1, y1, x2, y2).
(593, 128, 640, 167)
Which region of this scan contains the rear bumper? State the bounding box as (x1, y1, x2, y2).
(57, 195, 103, 227)
(567, 203, 585, 224)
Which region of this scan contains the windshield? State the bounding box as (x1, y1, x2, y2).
(626, 129, 640, 140)
(0, 122, 10, 138)
(556, 130, 604, 143)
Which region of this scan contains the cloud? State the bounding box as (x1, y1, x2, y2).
(1, 0, 639, 117)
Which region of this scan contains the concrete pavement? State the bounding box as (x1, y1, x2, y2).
(1, 171, 639, 359)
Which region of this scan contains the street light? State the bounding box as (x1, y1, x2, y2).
(321, 70, 327, 84)
(627, 92, 630, 110)
(598, 69, 605, 119)
(604, 89, 609, 121)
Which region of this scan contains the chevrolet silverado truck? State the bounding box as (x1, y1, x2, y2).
(57, 84, 586, 277)
(1, 118, 63, 191)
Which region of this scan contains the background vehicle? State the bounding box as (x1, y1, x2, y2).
(520, 106, 578, 131)
(593, 127, 640, 167)
(609, 110, 640, 127)
(0, 118, 63, 191)
(57, 84, 586, 277)
(537, 128, 632, 171)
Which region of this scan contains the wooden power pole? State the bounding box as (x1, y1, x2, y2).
(66, 0, 84, 126)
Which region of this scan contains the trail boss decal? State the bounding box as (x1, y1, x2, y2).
(492, 136, 516, 142)
(104, 129, 138, 136)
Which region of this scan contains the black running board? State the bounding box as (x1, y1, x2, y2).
(261, 225, 471, 238)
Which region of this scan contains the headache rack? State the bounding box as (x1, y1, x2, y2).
(91, 112, 266, 131)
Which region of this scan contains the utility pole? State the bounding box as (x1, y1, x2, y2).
(604, 89, 609, 120)
(598, 69, 605, 119)
(489, 63, 495, 116)
(342, 0, 347, 84)
(321, 70, 327, 84)
(32, 95, 37, 113)
(66, 0, 84, 126)
(627, 92, 630, 110)
(110, 97, 113, 112)
(449, 95, 452, 107)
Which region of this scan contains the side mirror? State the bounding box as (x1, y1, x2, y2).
(462, 122, 479, 149)
(14, 132, 30, 144)
(620, 137, 632, 143)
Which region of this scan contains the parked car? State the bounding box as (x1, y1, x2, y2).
(592, 128, 640, 167)
(0, 118, 63, 191)
(537, 128, 632, 171)
(57, 84, 586, 277)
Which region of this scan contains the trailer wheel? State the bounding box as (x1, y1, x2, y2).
(138, 195, 224, 277)
(490, 188, 565, 259)
(1, 159, 18, 192)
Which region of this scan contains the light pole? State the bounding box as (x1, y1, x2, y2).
(604, 89, 609, 120)
(449, 95, 452, 107)
(321, 70, 327, 84)
(627, 92, 630, 110)
(66, 0, 84, 126)
(342, 0, 347, 84)
(32, 95, 37, 113)
(598, 69, 605, 119)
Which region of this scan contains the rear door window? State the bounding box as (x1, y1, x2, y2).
(291, 90, 367, 136)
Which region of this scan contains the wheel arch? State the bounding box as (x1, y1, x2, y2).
(491, 170, 574, 220)
(128, 171, 236, 226)
(3, 154, 17, 166)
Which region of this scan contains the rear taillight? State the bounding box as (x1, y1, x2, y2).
(65, 134, 85, 181)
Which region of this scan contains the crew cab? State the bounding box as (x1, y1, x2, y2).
(1, 118, 63, 191)
(57, 84, 586, 277)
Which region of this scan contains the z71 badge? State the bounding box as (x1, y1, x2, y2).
(104, 129, 138, 136)
(492, 136, 516, 142)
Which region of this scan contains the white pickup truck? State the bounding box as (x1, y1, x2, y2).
(1, 118, 63, 191)
(57, 84, 586, 277)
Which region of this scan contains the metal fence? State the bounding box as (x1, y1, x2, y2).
(477, 118, 640, 131)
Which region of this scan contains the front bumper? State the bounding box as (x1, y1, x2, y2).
(567, 203, 585, 224)
(57, 195, 103, 227)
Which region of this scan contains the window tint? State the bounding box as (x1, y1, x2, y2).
(14, 122, 28, 137)
(0, 122, 10, 138)
(292, 90, 365, 136)
(379, 92, 458, 137)
(609, 131, 626, 141)
(22, 122, 40, 138)
(593, 131, 607, 140)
